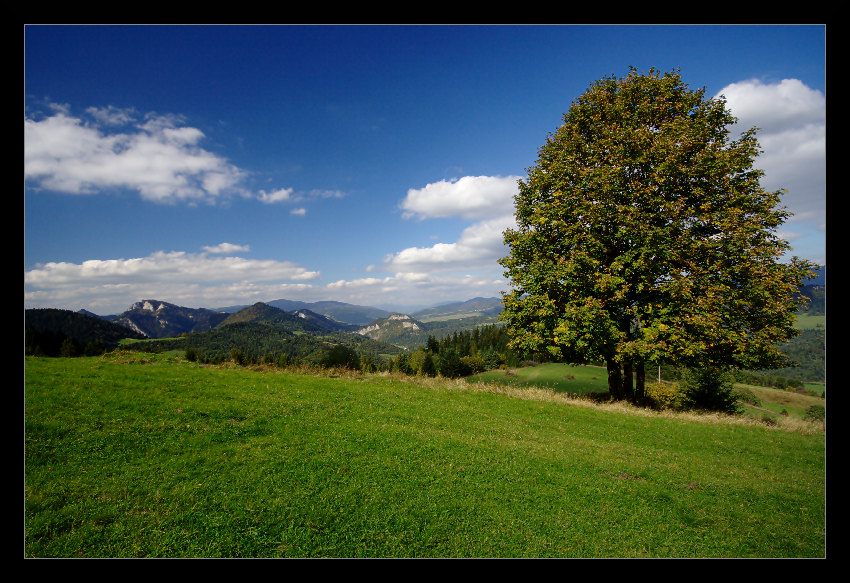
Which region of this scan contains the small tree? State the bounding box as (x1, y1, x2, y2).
(679, 366, 740, 414)
(437, 348, 466, 378)
(322, 344, 361, 371)
(60, 337, 78, 358)
(500, 67, 815, 403)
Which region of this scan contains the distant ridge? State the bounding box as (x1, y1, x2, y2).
(412, 297, 502, 321)
(219, 302, 359, 334)
(218, 298, 392, 326)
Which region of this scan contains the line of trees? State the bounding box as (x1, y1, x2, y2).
(388, 324, 531, 378)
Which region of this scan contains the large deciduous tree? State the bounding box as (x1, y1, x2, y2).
(499, 68, 815, 404)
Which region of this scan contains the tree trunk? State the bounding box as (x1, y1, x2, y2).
(606, 359, 624, 400)
(623, 360, 634, 401)
(634, 361, 646, 406)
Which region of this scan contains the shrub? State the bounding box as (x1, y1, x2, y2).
(679, 366, 740, 414)
(461, 355, 486, 375)
(321, 344, 361, 371)
(733, 386, 761, 408)
(436, 348, 467, 378)
(804, 405, 825, 422)
(644, 381, 685, 410)
(230, 348, 246, 366)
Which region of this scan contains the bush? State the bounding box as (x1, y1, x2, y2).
(679, 366, 740, 414)
(321, 344, 361, 371)
(804, 405, 825, 422)
(230, 348, 246, 366)
(461, 355, 486, 375)
(733, 386, 761, 408)
(644, 381, 685, 410)
(437, 348, 467, 378)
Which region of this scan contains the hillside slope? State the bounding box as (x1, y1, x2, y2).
(25, 308, 146, 355)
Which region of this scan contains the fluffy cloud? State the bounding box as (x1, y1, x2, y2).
(387, 175, 520, 277)
(716, 78, 825, 233)
(202, 242, 251, 254)
(24, 103, 350, 212)
(24, 105, 248, 204)
(383, 215, 516, 274)
(257, 187, 295, 204)
(717, 78, 825, 134)
(24, 246, 321, 314)
(321, 176, 521, 305)
(399, 175, 520, 220)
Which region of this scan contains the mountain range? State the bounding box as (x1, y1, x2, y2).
(86, 296, 501, 339)
(41, 296, 504, 349)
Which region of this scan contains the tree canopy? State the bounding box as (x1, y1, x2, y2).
(499, 68, 815, 404)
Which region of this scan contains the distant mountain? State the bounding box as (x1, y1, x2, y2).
(103, 300, 229, 338)
(356, 314, 429, 348)
(218, 302, 358, 334)
(412, 297, 502, 322)
(218, 299, 392, 326)
(291, 309, 361, 333)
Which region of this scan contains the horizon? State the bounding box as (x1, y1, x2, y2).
(62, 293, 507, 318)
(25, 25, 826, 315)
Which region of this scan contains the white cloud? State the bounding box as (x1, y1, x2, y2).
(257, 187, 345, 209)
(325, 272, 506, 308)
(399, 175, 520, 220)
(717, 78, 825, 134)
(716, 78, 825, 240)
(202, 242, 251, 254)
(24, 248, 321, 314)
(85, 105, 137, 126)
(24, 103, 349, 212)
(258, 187, 295, 204)
(383, 214, 516, 274)
(330, 174, 521, 305)
(320, 176, 520, 306)
(24, 105, 248, 205)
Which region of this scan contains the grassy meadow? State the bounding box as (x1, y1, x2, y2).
(25, 352, 825, 558)
(468, 363, 826, 424)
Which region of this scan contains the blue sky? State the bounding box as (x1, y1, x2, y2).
(25, 25, 826, 315)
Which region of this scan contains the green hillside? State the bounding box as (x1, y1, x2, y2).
(25, 353, 825, 558)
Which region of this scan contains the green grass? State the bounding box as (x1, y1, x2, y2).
(25, 353, 825, 557)
(794, 314, 825, 330)
(468, 362, 611, 396)
(470, 363, 825, 423)
(736, 383, 825, 421)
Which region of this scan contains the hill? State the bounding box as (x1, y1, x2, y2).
(218, 302, 357, 334)
(24, 353, 825, 557)
(356, 313, 429, 348)
(412, 296, 502, 322)
(25, 308, 146, 356)
(219, 299, 392, 326)
(123, 302, 404, 367)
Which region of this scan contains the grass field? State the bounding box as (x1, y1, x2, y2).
(467, 363, 826, 423)
(468, 363, 612, 396)
(25, 353, 826, 558)
(794, 314, 825, 330)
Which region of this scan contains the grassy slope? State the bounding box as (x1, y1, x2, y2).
(25, 353, 825, 558)
(468, 363, 826, 422)
(469, 363, 611, 396)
